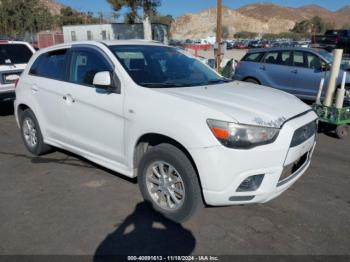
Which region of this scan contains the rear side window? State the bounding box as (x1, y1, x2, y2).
(0, 44, 33, 65)
(293, 51, 307, 68)
(29, 49, 67, 80)
(242, 52, 264, 62)
(264, 52, 278, 64)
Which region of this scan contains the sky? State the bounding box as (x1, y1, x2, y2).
(58, 0, 350, 17)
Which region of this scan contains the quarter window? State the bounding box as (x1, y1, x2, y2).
(69, 50, 111, 86)
(29, 49, 67, 80)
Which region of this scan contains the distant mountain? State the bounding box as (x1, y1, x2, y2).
(337, 5, 350, 18)
(171, 3, 350, 39)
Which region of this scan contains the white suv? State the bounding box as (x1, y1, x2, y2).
(0, 41, 35, 101)
(15, 41, 318, 222)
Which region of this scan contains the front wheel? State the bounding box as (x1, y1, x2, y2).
(138, 144, 202, 223)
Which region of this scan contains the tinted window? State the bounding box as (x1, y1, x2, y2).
(69, 50, 111, 86)
(243, 52, 265, 62)
(276, 51, 292, 66)
(293, 51, 306, 68)
(264, 52, 278, 64)
(109, 45, 226, 88)
(30, 49, 67, 80)
(0, 44, 33, 65)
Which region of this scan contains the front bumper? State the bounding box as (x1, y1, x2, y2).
(189, 110, 318, 206)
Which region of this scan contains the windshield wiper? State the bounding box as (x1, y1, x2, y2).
(139, 82, 185, 88)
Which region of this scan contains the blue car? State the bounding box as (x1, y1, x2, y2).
(234, 47, 350, 101)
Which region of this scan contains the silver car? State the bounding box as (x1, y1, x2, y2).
(234, 47, 350, 101)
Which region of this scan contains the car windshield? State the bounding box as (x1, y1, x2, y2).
(109, 45, 230, 88)
(0, 44, 33, 65)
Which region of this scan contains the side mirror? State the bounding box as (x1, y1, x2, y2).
(321, 63, 330, 72)
(93, 71, 112, 89)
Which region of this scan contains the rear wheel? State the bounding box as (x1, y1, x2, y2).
(138, 143, 202, 222)
(244, 78, 260, 84)
(20, 109, 52, 155)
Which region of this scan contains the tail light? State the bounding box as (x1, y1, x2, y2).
(14, 79, 19, 88)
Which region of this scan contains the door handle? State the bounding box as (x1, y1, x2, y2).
(260, 65, 266, 70)
(291, 69, 298, 74)
(63, 94, 75, 103)
(31, 85, 38, 93)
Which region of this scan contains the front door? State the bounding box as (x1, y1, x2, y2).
(63, 47, 125, 165)
(290, 51, 329, 99)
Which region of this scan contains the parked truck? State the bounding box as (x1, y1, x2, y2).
(312, 29, 350, 54)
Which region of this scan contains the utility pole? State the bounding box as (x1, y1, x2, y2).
(216, 0, 222, 71)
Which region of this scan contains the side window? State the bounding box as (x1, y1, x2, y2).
(87, 31, 92, 40)
(264, 52, 278, 64)
(305, 52, 322, 70)
(242, 52, 265, 62)
(29, 49, 67, 80)
(275, 51, 292, 66)
(102, 30, 107, 40)
(71, 31, 76, 41)
(69, 50, 111, 86)
(293, 51, 307, 68)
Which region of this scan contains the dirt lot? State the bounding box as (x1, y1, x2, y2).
(0, 100, 349, 256)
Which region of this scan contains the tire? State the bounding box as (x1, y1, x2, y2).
(335, 125, 349, 139)
(244, 78, 260, 84)
(20, 109, 52, 156)
(138, 143, 202, 223)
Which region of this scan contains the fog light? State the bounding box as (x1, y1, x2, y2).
(236, 174, 264, 192)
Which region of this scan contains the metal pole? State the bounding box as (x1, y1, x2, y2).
(216, 0, 222, 71)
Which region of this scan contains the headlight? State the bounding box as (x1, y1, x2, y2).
(207, 119, 280, 149)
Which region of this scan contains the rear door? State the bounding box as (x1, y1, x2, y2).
(62, 46, 125, 165)
(260, 50, 294, 91)
(27, 49, 71, 142)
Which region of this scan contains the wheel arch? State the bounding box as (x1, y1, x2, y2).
(132, 133, 205, 199)
(242, 76, 261, 84)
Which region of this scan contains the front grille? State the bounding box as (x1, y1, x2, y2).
(290, 121, 317, 147)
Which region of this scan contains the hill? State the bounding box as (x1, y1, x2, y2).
(171, 3, 350, 39)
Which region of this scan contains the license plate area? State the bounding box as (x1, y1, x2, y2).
(278, 151, 310, 187)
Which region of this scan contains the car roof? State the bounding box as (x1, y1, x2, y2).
(37, 40, 167, 54)
(247, 47, 320, 53)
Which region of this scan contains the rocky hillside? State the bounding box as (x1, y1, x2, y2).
(171, 3, 350, 39)
(40, 0, 64, 15)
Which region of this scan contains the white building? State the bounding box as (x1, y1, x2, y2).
(63, 23, 169, 43)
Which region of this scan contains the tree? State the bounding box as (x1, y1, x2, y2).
(0, 0, 53, 37)
(213, 26, 229, 39)
(107, 0, 161, 40)
(234, 31, 258, 39)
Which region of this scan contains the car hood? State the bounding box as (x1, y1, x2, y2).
(155, 81, 311, 128)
